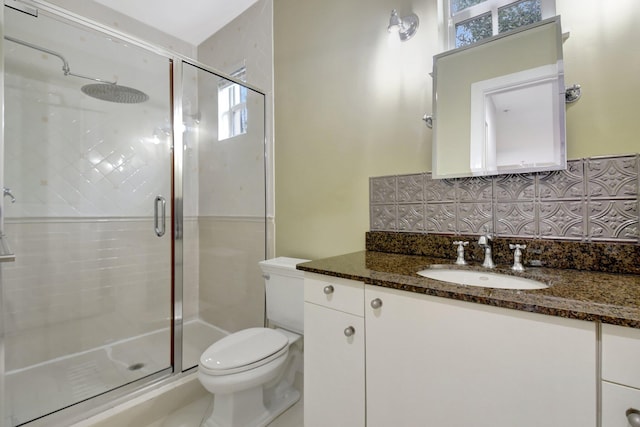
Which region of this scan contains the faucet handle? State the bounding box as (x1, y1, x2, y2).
(452, 241, 468, 265)
(478, 233, 492, 246)
(509, 244, 527, 272)
(3, 188, 15, 204)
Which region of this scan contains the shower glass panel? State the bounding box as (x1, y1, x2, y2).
(181, 62, 266, 370)
(3, 6, 172, 425)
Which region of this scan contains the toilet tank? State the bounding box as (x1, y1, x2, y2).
(259, 257, 310, 334)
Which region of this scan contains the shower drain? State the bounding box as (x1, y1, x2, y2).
(128, 363, 145, 371)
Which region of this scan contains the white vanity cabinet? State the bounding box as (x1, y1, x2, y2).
(303, 274, 365, 427)
(601, 324, 640, 426)
(303, 274, 598, 426)
(364, 285, 597, 427)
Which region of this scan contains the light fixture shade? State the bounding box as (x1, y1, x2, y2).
(388, 9, 419, 41)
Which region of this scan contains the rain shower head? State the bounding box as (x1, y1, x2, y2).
(5, 35, 149, 104)
(81, 83, 149, 104)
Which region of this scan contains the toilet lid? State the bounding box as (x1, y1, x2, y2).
(200, 327, 288, 371)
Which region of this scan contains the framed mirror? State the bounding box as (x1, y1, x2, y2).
(432, 17, 566, 179)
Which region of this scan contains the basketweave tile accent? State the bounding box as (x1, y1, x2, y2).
(369, 154, 640, 242)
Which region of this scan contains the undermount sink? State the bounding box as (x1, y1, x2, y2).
(417, 266, 548, 290)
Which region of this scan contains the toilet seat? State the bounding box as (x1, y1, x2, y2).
(200, 327, 289, 376)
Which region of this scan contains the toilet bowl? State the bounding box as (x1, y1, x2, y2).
(197, 257, 308, 427)
(198, 328, 301, 427)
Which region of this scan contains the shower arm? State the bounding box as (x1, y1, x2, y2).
(4, 35, 116, 85)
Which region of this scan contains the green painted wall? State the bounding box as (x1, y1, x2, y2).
(559, 0, 640, 159)
(274, 0, 640, 260)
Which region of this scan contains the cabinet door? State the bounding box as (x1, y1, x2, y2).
(602, 381, 640, 427)
(304, 302, 365, 427)
(365, 285, 596, 427)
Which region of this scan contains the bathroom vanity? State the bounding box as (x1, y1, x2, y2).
(300, 249, 640, 427)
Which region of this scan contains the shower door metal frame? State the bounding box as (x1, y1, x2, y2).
(171, 58, 184, 374)
(1, 6, 6, 427)
(1, 1, 268, 426)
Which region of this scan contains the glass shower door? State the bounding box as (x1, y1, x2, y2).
(180, 62, 267, 370)
(3, 6, 173, 425)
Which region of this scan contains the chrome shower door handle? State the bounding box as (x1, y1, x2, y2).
(154, 195, 166, 237)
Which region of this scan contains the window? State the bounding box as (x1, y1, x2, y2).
(218, 67, 247, 141)
(445, 0, 555, 49)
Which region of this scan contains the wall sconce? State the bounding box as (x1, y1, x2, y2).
(387, 9, 419, 42)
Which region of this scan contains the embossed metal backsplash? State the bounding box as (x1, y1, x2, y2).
(370, 154, 639, 243)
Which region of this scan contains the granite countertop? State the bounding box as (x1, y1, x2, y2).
(297, 251, 640, 328)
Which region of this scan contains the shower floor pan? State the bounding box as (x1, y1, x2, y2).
(4, 319, 227, 427)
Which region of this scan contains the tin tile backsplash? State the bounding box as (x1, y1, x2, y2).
(370, 154, 640, 243)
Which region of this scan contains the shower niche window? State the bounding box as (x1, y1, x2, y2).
(218, 66, 248, 141)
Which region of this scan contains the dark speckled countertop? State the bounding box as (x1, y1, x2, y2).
(297, 251, 640, 328)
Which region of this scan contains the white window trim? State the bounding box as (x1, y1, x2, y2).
(218, 66, 247, 141)
(438, 0, 556, 51)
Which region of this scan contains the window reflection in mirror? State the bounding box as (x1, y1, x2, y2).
(448, 0, 555, 49)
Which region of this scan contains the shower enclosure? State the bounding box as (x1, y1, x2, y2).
(1, 2, 267, 426)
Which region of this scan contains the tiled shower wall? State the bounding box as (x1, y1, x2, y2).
(370, 154, 639, 243)
(2, 219, 173, 371)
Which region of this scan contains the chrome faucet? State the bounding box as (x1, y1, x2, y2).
(453, 241, 468, 265)
(509, 244, 527, 272)
(478, 234, 495, 269)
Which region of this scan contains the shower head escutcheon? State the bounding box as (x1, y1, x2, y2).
(81, 83, 149, 104)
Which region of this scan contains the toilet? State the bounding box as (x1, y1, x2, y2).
(197, 257, 309, 427)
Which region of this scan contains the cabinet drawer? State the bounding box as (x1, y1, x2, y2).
(602, 324, 640, 389)
(304, 274, 364, 316)
(602, 381, 640, 427)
